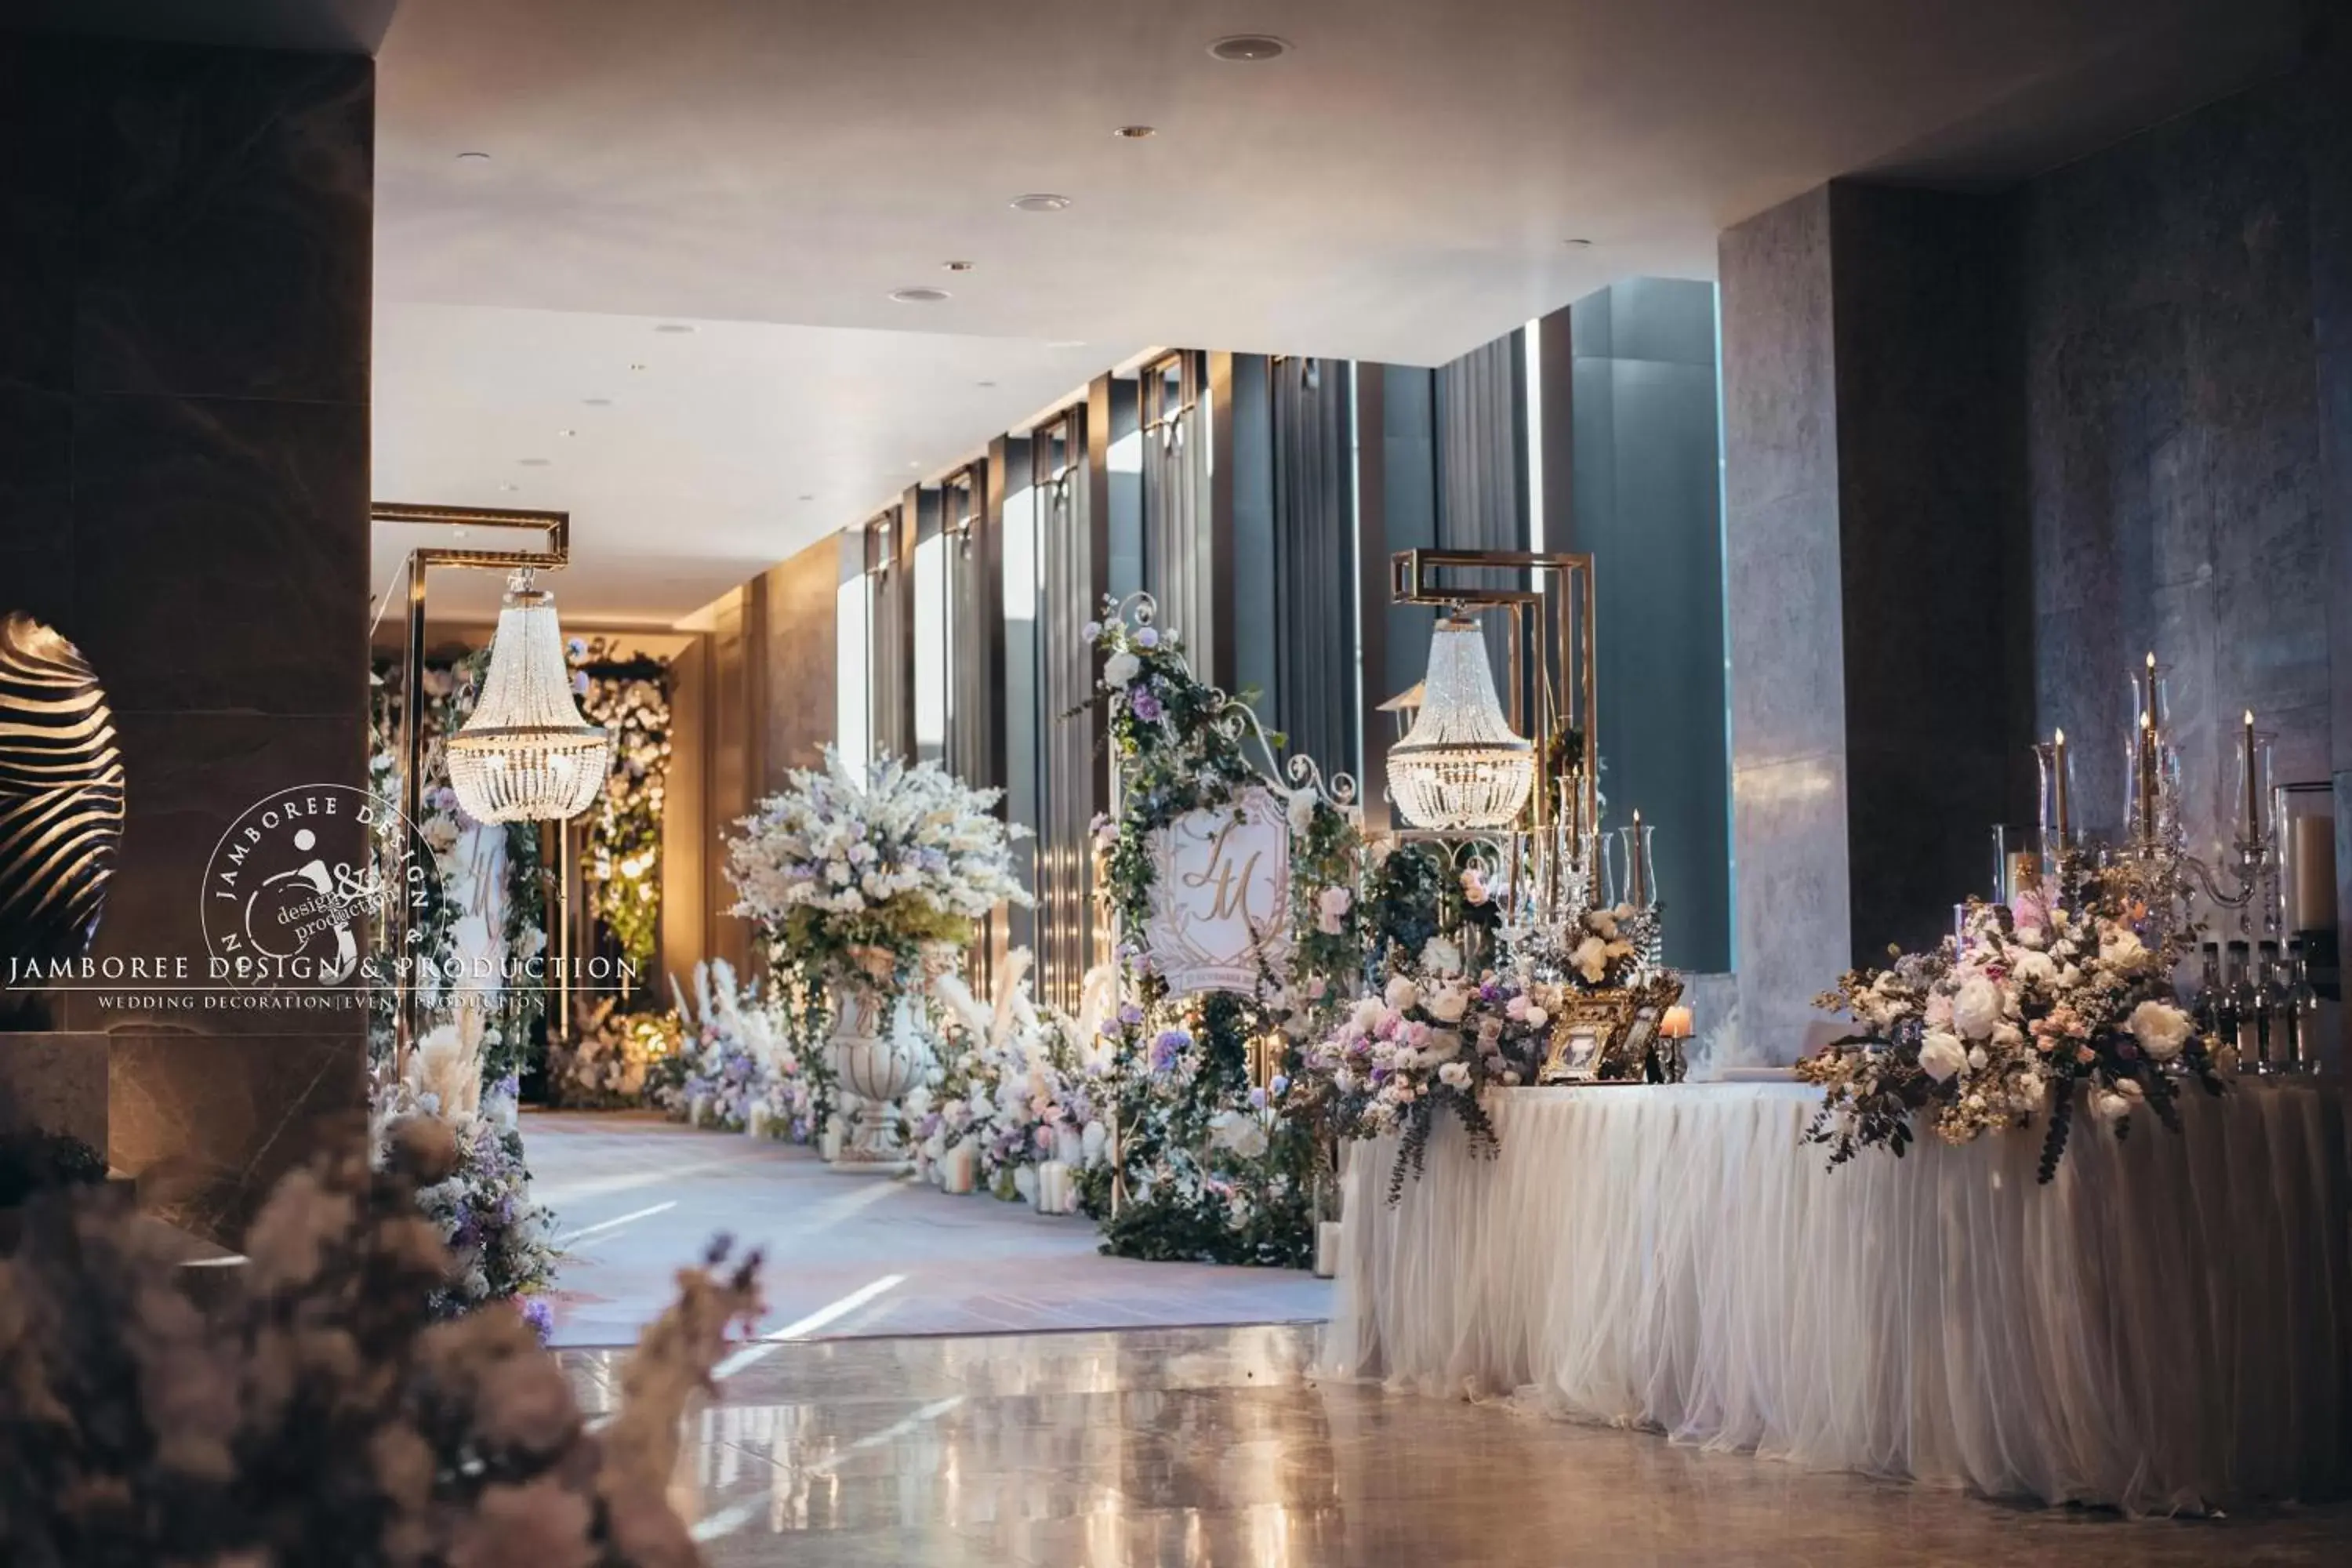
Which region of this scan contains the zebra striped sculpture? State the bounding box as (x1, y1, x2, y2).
(0, 614, 125, 1024)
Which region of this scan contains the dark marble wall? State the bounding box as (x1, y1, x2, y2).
(2013, 72, 2329, 867)
(1719, 36, 2351, 1060)
(0, 31, 372, 1239)
(2317, 38, 2352, 946)
(1831, 184, 2032, 956)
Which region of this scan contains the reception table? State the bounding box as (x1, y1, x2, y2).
(1323, 1080, 2350, 1515)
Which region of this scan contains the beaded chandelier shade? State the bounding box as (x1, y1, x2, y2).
(446, 572, 610, 823)
(1388, 614, 1534, 832)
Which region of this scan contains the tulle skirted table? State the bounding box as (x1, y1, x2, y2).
(1322, 1080, 2350, 1514)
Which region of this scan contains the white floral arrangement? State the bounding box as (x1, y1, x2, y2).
(913, 951, 1112, 1200)
(371, 1014, 560, 1323)
(725, 746, 1032, 985)
(1802, 887, 2224, 1180)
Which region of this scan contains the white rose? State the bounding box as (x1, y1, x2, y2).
(1288, 789, 1319, 834)
(1384, 975, 1420, 1012)
(1918, 1029, 1968, 1083)
(1104, 652, 1142, 686)
(2129, 1000, 2193, 1063)
(1966, 1046, 1988, 1072)
(1351, 997, 1387, 1033)
(1425, 985, 1469, 1023)
(1438, 1061, 1472, 1090)
(2099, 927, 2148, 971)
(1570, 935, 1610, 984)
(2011, 950, 2056, 987)
(1522, 1006, 1548, 1029)
(1419, 935, 1464, 976)
(2093, 1090, 2132, 1123)
(1951, 977, 2004, 1041)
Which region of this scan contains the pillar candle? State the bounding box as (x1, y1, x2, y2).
(2292, 815, 2338, 933)
(1313, 1219, 1345, 1279)
(1659, 1004, 1694, 1040)
(942, 1140, 977, 1196)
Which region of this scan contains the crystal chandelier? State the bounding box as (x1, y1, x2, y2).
(1388, 613, 1534, 831)
(446, 571, 610, 822)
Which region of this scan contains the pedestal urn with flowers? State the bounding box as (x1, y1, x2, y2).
(726, 746, 1031, 1167)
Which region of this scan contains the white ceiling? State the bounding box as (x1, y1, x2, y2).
(368, 0, 2301, 626)
(371, 304, 1098, 622)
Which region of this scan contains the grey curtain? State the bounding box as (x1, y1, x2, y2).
(1434, 331, 1530, 706)
(1271, 356, 1358, 782)
(1034, 410, 1098, 1013)
(1140, 353, 1213, 677)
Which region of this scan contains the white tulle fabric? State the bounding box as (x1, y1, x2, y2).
(1323, 1082, 2350, 1515)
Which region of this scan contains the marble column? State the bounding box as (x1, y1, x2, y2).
(0, 31, 373, 1240)
(1719, 183, 2028, 1059)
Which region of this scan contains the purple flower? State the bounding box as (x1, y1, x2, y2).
(1150, 1027, 1192, 1074)
(517, 1295, 556, 1343)
(1128, 687, 1163, 722)
(1119, 1002, 1145, 1026)
(1082, 620, 1103, 643)
(1137, 627, 1161, 648)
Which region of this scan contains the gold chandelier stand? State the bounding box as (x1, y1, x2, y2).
(1387, 548, 1598, 841)
(371, 503, 570, 1073)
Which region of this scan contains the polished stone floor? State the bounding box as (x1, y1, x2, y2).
(559, 1323, 2352, 1566)
(525, 1111, 1331, 1346)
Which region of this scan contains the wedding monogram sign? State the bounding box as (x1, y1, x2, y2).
(1144, 786, 1292, 996)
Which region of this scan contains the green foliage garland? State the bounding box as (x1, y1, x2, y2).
(1080, 597, 1363, 1268)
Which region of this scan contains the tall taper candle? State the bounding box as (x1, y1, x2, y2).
(2052, 728, 2070, 844)
(2138, 712, 2159, 847)
(2241, 710, 2261, 846)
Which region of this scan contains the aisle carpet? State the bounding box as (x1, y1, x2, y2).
(522, 1110, 1332, 1347)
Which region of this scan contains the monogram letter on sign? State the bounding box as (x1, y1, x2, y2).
(1144, 786, 1292, 996)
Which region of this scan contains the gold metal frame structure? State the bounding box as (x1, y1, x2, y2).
(372, 503, 570, 1073)
(1388, 548, 1598, 837)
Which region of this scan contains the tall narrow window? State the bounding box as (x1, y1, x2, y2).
(912, 527, 947, 764)
(835, 572, 869, 764)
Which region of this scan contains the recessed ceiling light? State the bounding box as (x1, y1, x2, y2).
(890, 286, 951, 304)
(557, 427, 577, 437)
(1563, 238, 1594, 249)
(455, 150, 492, 163)
(1048, 339, 1088, 350)
(1208, 34, 1290, 63)
(976, 379, 999, 388)
(452, 528, 468, 539)
(1010, 193, 1073, 212)
(1114, 125, 1156, 140)
(797, 493, 816, 502)
(628, 362, 648, 372)
(583, 397, 612, 407)
(653, 322, 695, 334)
(517, 457, 551, 467)
(943, 260, 975, 272)
(498, 482, 520, 492)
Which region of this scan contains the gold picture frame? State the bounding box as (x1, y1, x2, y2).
(1540, 975, 1686, 1084)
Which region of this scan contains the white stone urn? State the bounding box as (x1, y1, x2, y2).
(828, 978, 929, 1170)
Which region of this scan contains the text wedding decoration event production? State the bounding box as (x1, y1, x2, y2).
(1798, 650, 2317, 1179)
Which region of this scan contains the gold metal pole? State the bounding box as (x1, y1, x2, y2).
(397, 550, 427, 1079)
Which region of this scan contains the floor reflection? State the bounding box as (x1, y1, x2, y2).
(559, 1324, 2352, 1567)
